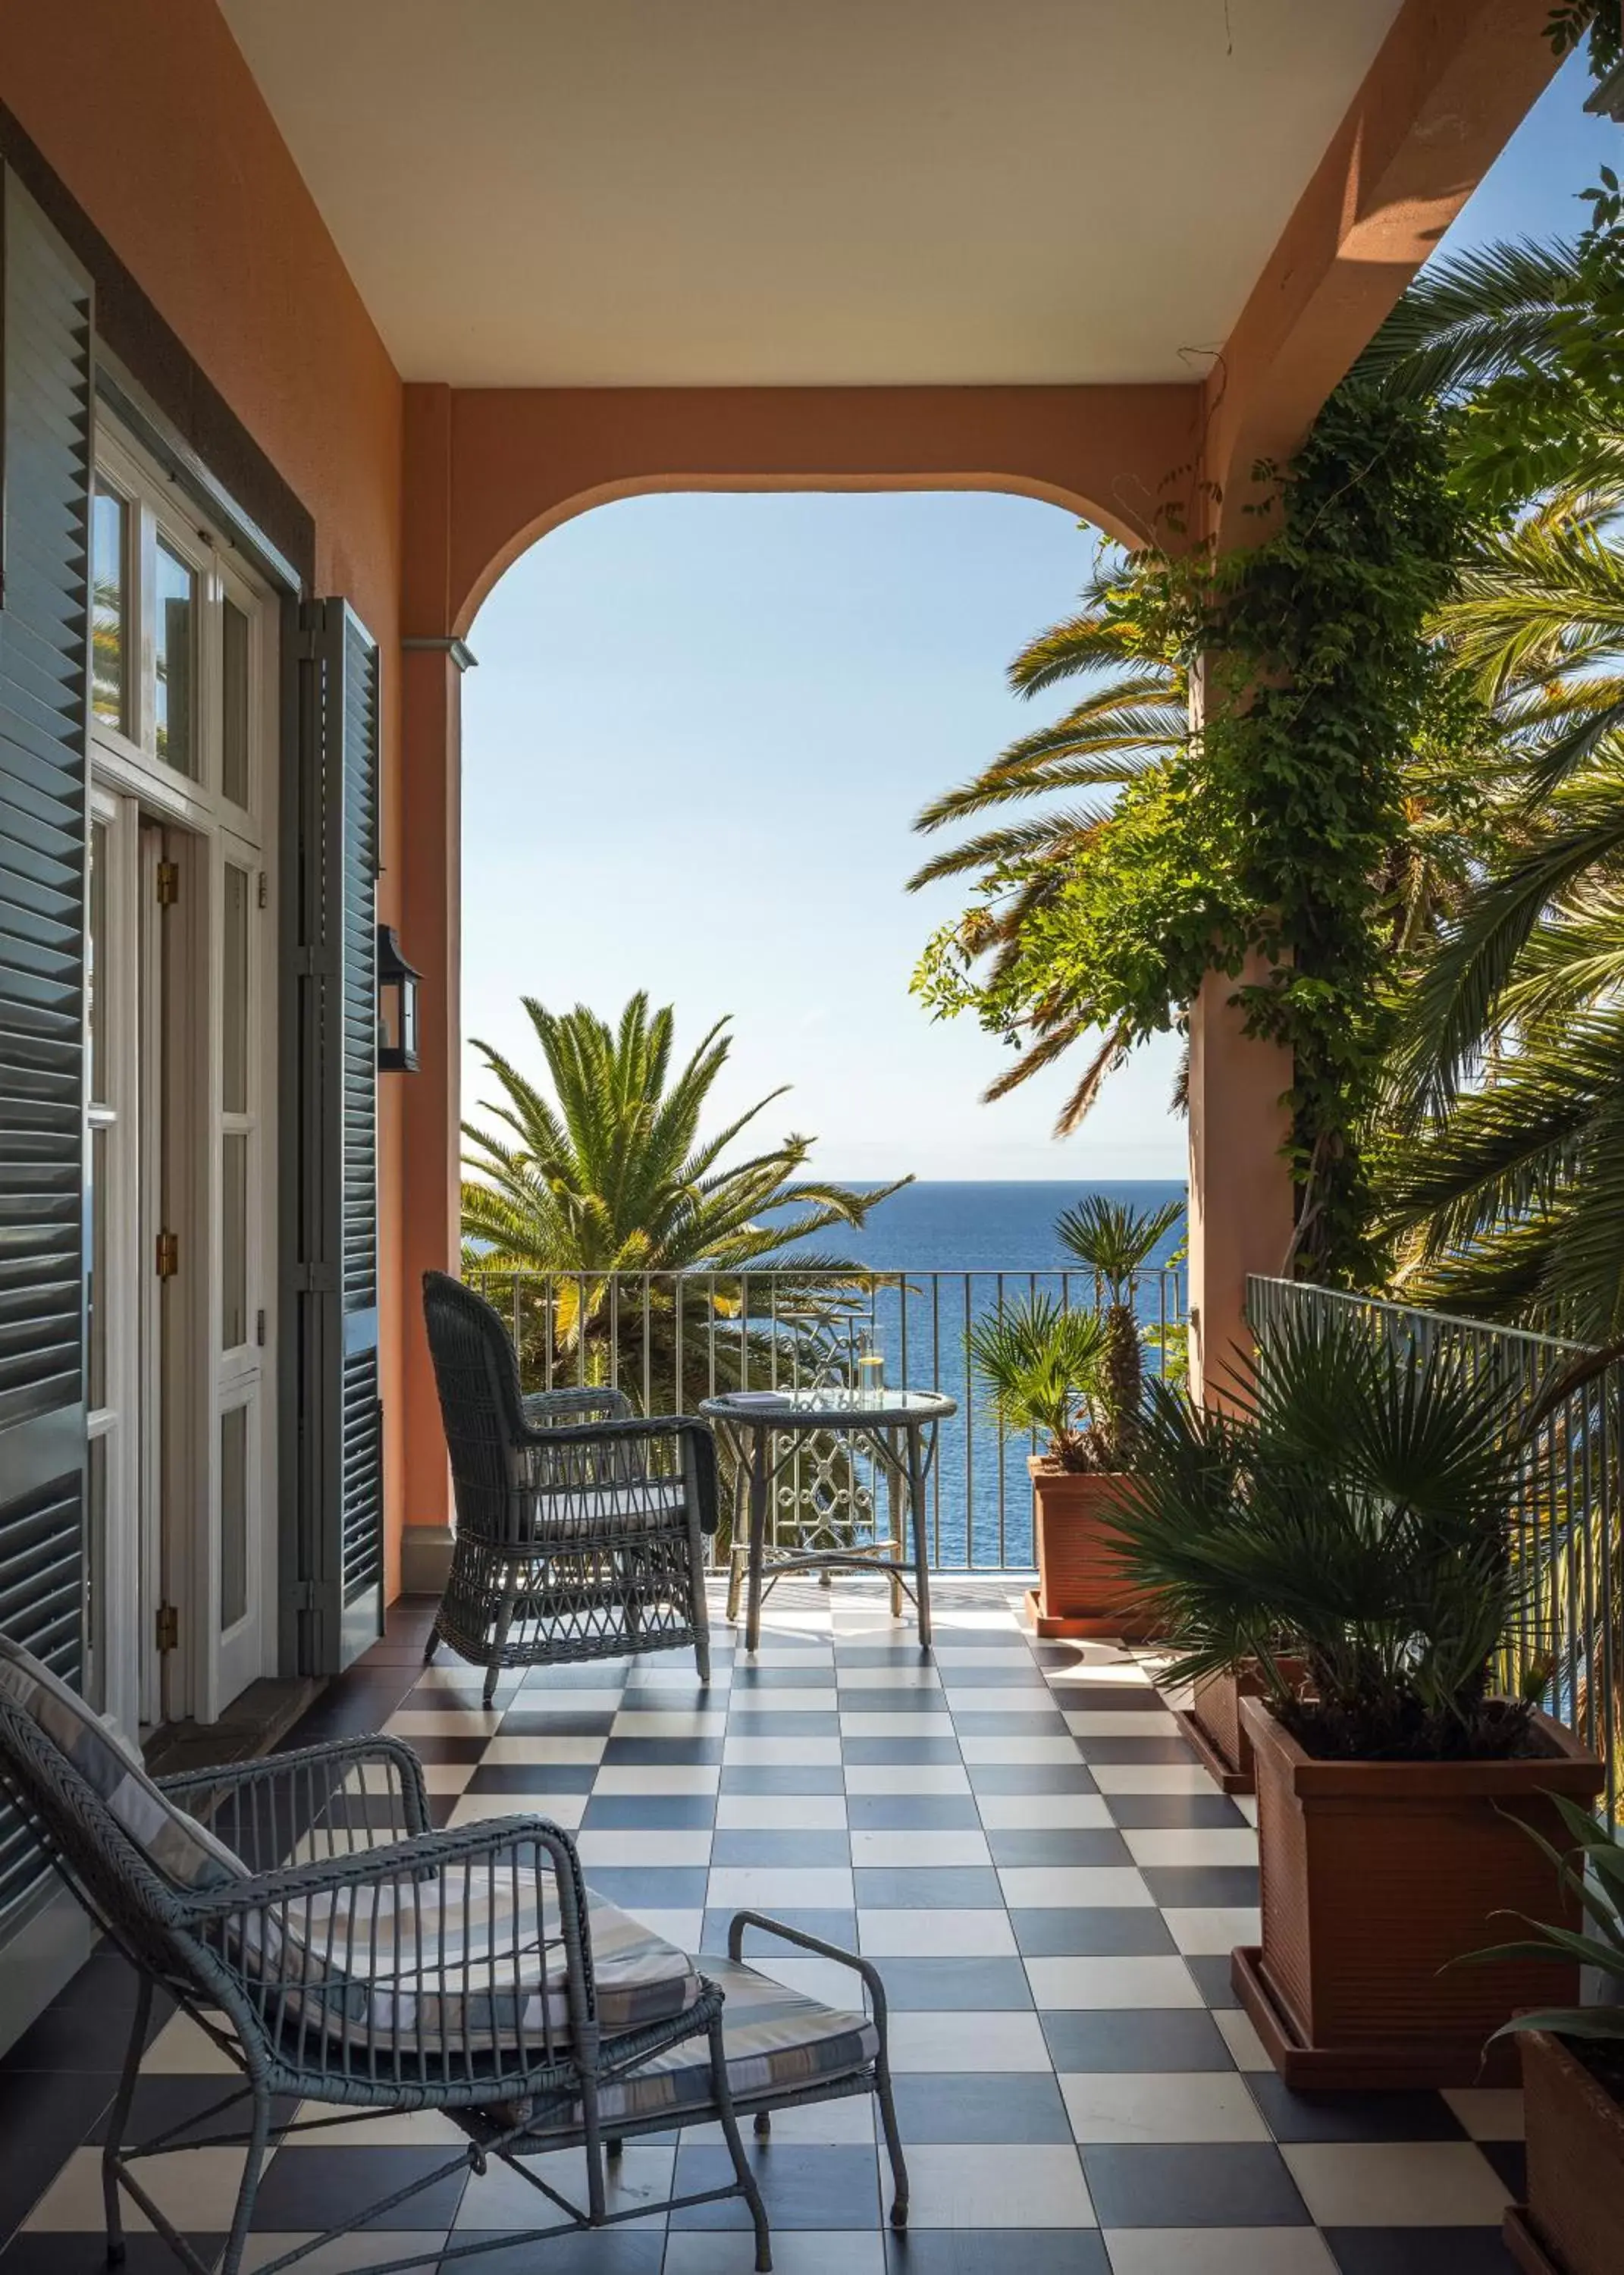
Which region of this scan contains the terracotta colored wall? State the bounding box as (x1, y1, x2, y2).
(1202, 0, 1558, 528)
(440, 382, 1202, 636)
(0, 0, 409, 1596)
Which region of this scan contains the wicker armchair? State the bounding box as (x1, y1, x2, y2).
(0, 1635, 910, 2275)
(422, 1271, 717, 1701)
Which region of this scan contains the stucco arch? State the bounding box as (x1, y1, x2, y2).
(399, 383, 1205, 645)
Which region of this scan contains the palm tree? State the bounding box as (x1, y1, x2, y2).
(462, 993, 910, 1401)
(1055, 1194, 1185, 1448)
(908, 552, 1189, 1134)
(1362, 224, 1624, 1338)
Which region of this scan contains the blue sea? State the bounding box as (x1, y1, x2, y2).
(829, 1178, 1187, 1276)
(771, 1179, 1188, 1571)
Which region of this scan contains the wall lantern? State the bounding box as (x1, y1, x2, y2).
(376, 925, 422, 1073)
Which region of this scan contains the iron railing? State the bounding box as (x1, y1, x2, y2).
(1249, 1276, 1623, 1828)
(466, 1266, 1187, 1573)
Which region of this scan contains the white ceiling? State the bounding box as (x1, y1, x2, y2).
(220, 0, 1403, 388)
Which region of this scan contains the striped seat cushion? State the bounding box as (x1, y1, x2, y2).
(261, 1870, 701, 2056)
(519, 1481, 688, 1533)
(498, 1950, 879, 2129)
(0, 1636, 246, 1891)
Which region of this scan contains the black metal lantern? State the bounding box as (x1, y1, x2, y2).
(376, 925, 421, 1073)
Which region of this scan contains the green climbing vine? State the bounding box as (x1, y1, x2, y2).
(1171, 387, 1476, 1283)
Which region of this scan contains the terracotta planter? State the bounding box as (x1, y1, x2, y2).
(1180, 1661, 1303, 1796)
(1024, 1461, 1152, 1639)
(1504, 2029, 1624, 2275)
(1234, 1693, 1605, 2089)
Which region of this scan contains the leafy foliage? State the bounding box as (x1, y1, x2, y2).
(1112, 1304, 1541, 1759)
(1466, 1790, 1624, 2049)
(1358, 227, 1624, 507)
(966, 1296, 1115, 1473)
(1546, 1, 1622, 77)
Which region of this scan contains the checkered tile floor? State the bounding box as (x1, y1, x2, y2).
(1, 1582, 1526, 2273)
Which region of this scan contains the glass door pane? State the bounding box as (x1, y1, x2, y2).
(154, 538, 197, 777)
(92, 488, 127, 731)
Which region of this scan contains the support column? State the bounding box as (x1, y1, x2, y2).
(398, 384, 466, 1590)
(1187, 955, 1294, 1404)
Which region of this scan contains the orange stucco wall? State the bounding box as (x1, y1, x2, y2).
(0, 0, 409, 1598)
(1202, 0, 1558, 531)
(438, 383, 1202, 638)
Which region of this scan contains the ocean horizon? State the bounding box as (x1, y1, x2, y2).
(788, 1177, 1188, 1274)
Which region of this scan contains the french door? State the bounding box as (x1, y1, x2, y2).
(86, 424, 277, 1735)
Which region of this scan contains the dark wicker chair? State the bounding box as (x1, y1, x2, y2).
(422, 1271, 717, 1702)
(0, 1634, 910, 2275)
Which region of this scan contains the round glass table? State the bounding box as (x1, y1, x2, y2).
(698, 1388, 956, 1652)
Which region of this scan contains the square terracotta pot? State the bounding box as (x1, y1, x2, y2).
(1235, 1693, 1605, 2088)
(1180, 1662, 1303, 1795)
(1504, 2029, 1624, 2275)
(1024, 1461, 1149, 1639)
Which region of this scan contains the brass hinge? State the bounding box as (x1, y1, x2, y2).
(257, 868, 268, 910)
(155, 859, 179, 908)
(155, 1603, 179, 1654)
(155, 1229, 179, 1280)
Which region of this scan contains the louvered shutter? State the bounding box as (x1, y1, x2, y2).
(287, 598, 382, 1673)
(0, 174, 93, 1917)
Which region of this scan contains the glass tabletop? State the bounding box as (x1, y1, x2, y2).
(699, 1387, 956, 1426)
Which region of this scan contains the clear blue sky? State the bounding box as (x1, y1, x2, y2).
(462, 52, 1613, 1186)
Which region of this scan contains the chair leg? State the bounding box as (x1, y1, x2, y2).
(876, 2060, 911, 2230)
(102, 1976, 152, 2265)
(578, 2073, 608, 2226)
(707, 2007, 772, 2273)
(217, 2081, 273, 2275)
(691, 1532, 713, 1685)
(422, 1620, 440, 1667)
(486, 1563, 521, 1707)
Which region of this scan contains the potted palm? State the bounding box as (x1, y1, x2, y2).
(967, 1294, 1144, 1636)
(1055, 1194, 1184, 1447)
(1463, 1799, 1624, 2275)
(1113, 1304, 1604, 2088)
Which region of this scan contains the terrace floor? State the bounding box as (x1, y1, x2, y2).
(0, 1583, 1525, 2273)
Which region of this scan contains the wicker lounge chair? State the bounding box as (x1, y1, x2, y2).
(422, 1270, 716, 1702)
(0, 1633, 908, 2275)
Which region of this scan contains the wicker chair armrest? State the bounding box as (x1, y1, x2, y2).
(517, 1414, 720, 1534)
(522, 1385, 633, 1427)
(158, 1734, 431, 1843)
(726, 1909, 891, 2033)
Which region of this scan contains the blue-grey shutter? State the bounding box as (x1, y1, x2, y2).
(287, 598, 382, 1673)
(0, 174, 93, 1915)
